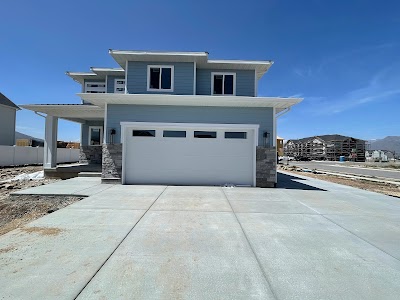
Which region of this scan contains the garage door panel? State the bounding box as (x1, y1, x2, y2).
(123, 124, 256, 186)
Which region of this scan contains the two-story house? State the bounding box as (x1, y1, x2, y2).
(22, 50, 301, 187)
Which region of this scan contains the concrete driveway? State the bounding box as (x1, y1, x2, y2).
(1, 172, 400, 299)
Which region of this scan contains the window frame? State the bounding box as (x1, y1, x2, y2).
(147, 65, 174, 92)
(88, 126, 103, 146)
(84, 81, 106, 93)
(211, 72, 236, 96)
(114, 78, 126, 94)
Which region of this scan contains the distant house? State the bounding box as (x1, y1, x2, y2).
(15, 132, 44, 147)
(284, 134, 366, 162)
(0, 93, 20, 145)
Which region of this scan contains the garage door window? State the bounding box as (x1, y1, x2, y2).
(194, 131, 217, 139)
(132, 130, 155, 137)
(163, 130, 186, 138)
(225, 132, 247, 139)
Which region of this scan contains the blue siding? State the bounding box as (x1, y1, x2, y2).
(107, 76, 125, 93)
(82, 79, 106, 104)
(196, 69, 255, 97)
(106, 104, 273, 145)
(81, 120, 104, 146)
(126, 62, 194, 95)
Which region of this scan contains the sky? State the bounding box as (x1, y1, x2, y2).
(0, 0, 399, 142)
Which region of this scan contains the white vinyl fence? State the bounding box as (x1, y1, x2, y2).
(0, 146, 80, 167)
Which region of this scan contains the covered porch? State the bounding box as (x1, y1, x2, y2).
(20, 104, 105, 178)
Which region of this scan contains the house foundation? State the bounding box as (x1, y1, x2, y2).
(79, 146, 102, 165)
(256, 146, 277, 188)
(102, 144, 122, 183)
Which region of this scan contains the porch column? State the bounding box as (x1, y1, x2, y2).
(44, 115, 58, 169)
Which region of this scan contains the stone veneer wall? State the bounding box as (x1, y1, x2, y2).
(79, 146, 102, 165)
(102, 144, 122, 180)
(256, 146, 277, 188)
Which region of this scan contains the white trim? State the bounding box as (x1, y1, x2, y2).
(88, 126, 103, 146)
(103, 104, 108, 144)
(124, 60, 128, 94)
(105, 75, 108, 93)
(120, 122, 259, 186)
(211, 72, 236, 96)
(146, 65, 174, 92)
(78, 93, 303, 110)
(254, 69, 258, 97)
(114, 78, 126, 93)
(193, 62, 196, 95)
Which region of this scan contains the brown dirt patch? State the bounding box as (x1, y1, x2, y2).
(20, 226, 63, 236)
(279, 165, 400, 198)
(0, 195, 82, 236)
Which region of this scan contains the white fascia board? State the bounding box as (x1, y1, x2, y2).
(66, 72, 99, 84)
(78, 93, 302, 110)
(120, 122, 259, 131)
(90, 67, 125, 76)
(109, 49, 208, 57)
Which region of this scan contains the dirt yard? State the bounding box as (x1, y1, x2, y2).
(280, 165, 400, 198)
(0, 166, 82, 236)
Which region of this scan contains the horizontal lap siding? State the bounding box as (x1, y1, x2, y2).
(106, 104, 273, 145)
(0, 107, 16, 146)
(126, 62, 194, 95)
(81, 120, 104, 146)
(107, 76, 125, 93)
(196, 69, 255, 97)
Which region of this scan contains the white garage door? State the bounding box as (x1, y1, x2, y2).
(122, 122, 258, 186)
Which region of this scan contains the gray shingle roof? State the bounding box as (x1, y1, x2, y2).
(0, 93, 20, 110)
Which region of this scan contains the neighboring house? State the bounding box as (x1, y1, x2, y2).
(21, 50, 301, 187)
(0, 93, 20, 146)
(285, 134, 366, 162)
(15, 131, 44, 147)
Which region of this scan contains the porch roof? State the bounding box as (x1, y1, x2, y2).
(78, 93, 302, 113)
(20, 104, 104, 123)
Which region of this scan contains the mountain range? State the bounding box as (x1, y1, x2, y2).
(370, 136, 400, 154)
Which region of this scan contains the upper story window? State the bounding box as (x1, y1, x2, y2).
(85, 82, 106, 93)
(114, 79, 125, 94)
(147, 65, 174, 92)
(211, 72, 236, 95)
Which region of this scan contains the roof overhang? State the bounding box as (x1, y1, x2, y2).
(197, 60, 273, 80)
(65, 72, 99, 84)
(90, 67, 125, 77)
(20, 104, 104, 123)
(78, 93, 302, 113)
(109, 49, 209, 68)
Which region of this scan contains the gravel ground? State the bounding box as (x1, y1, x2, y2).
(280, 165, 400, 198)
(0, 165, 82, 236)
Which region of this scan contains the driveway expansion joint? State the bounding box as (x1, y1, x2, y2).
(221, 187, 279, 300)
(322, 214, 400, 263)
(73, 185, 169, 300)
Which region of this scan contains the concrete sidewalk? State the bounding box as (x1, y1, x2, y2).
(1, 173, 400, 299)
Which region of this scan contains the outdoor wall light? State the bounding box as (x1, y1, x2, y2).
(263, 131, 270, 147)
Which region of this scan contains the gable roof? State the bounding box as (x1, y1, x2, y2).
(0, 93, 20, 110)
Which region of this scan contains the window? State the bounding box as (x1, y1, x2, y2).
(147, 65, 174, 92)
(225, 132, 247, 139)
(163, 130, 186, 138)
(211, 73, 236, 95)
(88, 126, 103, 146)
(194, 131, 217, 139)
(85, 82, 106, 93)
(114, 79, 125, 94)
(132, 130, 155, 137)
